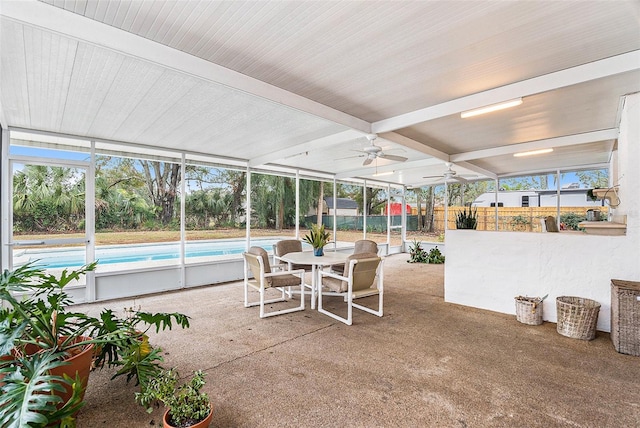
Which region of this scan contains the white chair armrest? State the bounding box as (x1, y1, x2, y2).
(265, 268, 305, 278)
(319, 270, 348, 282)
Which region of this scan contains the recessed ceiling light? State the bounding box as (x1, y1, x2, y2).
(461, 98, 523, 118)
(513, 148, 554, 157)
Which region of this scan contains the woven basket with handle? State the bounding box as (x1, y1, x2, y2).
(515, 296, 544, 325)
(556, 296, 600, 340)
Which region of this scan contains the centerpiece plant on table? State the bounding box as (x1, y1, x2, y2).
(0, 261, 191, 428)
(303, 223, 331, 256)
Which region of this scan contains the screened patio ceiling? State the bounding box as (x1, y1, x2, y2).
(1, 0, 639, 187)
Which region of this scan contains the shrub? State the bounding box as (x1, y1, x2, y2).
(455, 206, 478, 229)
(560, 212, 587, 230)
(407, 240, 445, 264)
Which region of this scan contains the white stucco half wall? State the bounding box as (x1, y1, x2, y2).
(444, 92, 640, 334)
(444, 230, 634, 332)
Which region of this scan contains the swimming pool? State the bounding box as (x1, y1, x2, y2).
(14, 238, 311, 269)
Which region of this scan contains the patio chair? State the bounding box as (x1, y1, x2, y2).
(273, 239, 314, 297)
(318, 253, 383, 325)
(273, 239, 312, 271)
(331, 239, 379, 275)
(243, 246, 305, 318)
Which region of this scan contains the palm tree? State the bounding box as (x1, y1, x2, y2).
(13, 164, 85, 232)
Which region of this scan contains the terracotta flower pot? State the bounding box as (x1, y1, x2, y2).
(163, 404, 213, 428)
(51, 340, 95, 406)
(24, 336, 95, 407)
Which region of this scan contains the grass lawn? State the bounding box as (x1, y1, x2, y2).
(14, 228, 442, 248)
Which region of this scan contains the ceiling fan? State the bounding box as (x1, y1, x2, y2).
(423, 162, 473, 183)
(356, 134, 408, 166)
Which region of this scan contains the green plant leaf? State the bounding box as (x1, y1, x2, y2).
(0, 351, 80, 428)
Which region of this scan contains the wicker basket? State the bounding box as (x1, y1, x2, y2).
(610, 280, 640, 356)
(556, 296, 601, 340)
(515, 296, 544, 325)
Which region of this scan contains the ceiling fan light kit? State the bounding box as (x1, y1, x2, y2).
(360, 134, 408, 166)
(460, 98, 523, 118)
(423, 162, 472, 183)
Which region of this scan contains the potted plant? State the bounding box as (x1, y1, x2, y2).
(0, 261, 190, 427)
(136, 368, 213, 428)
(0, 351, 86, 428)
(302, 223, 331, 256)
(455, 206, 478, 229)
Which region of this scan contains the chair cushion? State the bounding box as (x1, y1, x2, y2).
(322, 276, 347, 293)
(332, 241, 378, 275)
(291, 263, 312, 271)
(248, 246, 271, 274)
(275, 240, 312, 271)
(274, 240, 302, 256)
(326, 253, 379, 293)
(354, 240, 378, 255)
(350, 255, 380, 292)
(270, 273, 303, 288)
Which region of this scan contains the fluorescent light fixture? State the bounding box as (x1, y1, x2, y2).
(513, 148, 554, 157)
(461, 98, 523, 118)
(372, 171, 394, 177)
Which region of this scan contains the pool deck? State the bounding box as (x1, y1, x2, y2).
(73, 253, 640, 427)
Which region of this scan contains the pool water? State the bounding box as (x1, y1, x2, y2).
(15, 238, 308, 269)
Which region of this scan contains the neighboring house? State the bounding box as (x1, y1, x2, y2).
(322, 197, 359, 216)
(472, 188, 602, 208)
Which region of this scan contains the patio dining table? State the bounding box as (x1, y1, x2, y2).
(279, 251, 348, 309)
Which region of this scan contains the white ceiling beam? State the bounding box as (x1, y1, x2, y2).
(450, 129, 619, 162)
(453, 162, 497, 179)
(1, 0, 371, 134)
(248, 130, 364, 167)
(372, 51, 640, 133)
(379, 132, 450, 162)
(335, 157, 443, 179)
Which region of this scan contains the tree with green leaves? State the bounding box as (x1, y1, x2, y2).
(13, 164, 85, 233)
(575, 169, 608, 188)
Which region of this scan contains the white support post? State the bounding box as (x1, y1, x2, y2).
(363, 181, 367, 239)
(556, 169, 561, 229)
(332, 178, 337, 251)
(1, 128, 10, 271)
(85, 142, 96, 302)
(494, 178, 499, 231)
(180, 153, 186, 288)
(386, 184, 391, 248)
(295, 170, 300, 239)
(246, 167, 251, 251)
(401, 186, 407, 252)
(444, 182, 449, 231)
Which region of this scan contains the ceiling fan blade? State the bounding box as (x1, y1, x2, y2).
(335, 154, 365, 160)
(451, 176, 469, 183)
(422, 175, 443, 179)
(363, 157, 373, 166)
(379, 154, 408, 162)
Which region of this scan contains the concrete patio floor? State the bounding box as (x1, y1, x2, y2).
(75, 253, 639, 427)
